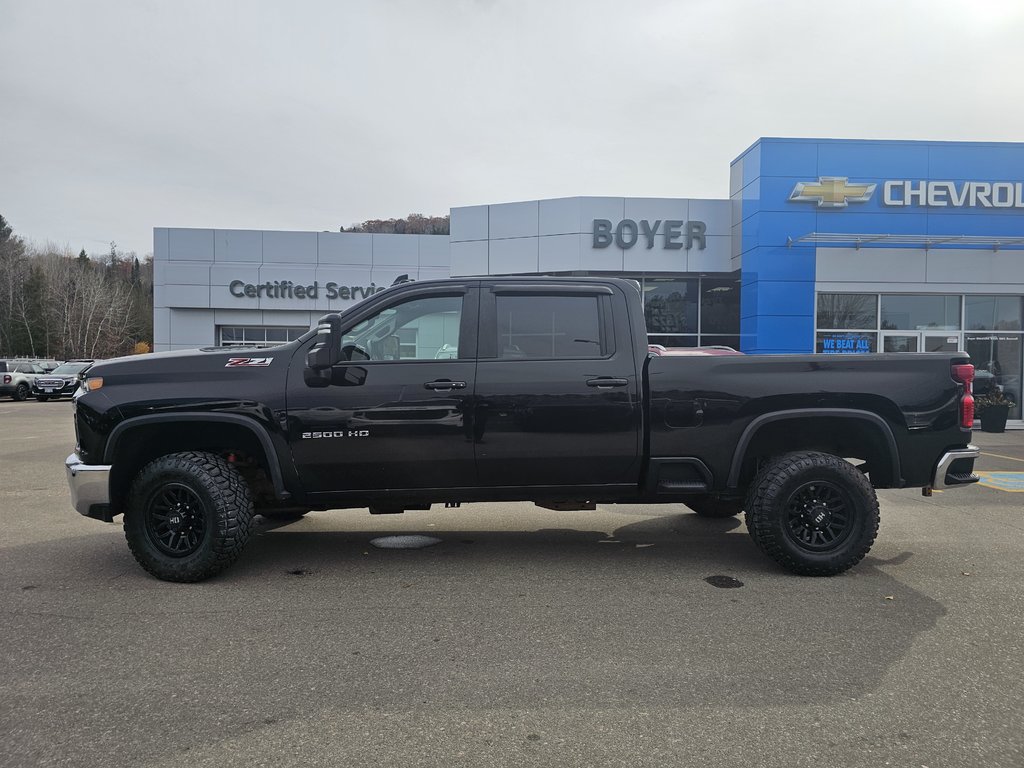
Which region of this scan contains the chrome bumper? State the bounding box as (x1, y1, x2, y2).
(65, 452, 112, 519)
(932, 445, 980, 490)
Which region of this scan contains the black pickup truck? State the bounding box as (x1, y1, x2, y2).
(65, 277, 979, 582)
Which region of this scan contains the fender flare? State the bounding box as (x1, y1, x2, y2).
(103, 413, 291, 499)
(726, 408, 902, 489)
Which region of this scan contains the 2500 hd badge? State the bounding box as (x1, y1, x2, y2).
(301, 430, 370, 439)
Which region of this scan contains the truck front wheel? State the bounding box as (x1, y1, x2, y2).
(124, 451, 254, 582)
(744, 452, 879, 576)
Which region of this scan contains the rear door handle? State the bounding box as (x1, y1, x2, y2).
(424, 379, 467, 391)
(586, 377, 629, 388)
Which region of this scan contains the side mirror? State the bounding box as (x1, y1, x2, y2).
(307, 315, 343, 371)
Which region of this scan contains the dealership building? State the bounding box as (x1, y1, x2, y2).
(155, 137, 1024, 422)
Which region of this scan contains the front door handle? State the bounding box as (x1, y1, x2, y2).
(586, 377, 628, 388)
(424, 379, 467, 391)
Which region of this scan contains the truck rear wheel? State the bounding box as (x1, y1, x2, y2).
(124, 451, 254, 582)
(744, 451, 879, 576)
(683, 495, 744, 518)
(13, 383, 29, 401)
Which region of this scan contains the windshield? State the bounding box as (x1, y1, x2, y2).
(52, 363, 90, 375)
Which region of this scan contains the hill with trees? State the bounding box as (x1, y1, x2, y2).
(341, 213, 449, 235)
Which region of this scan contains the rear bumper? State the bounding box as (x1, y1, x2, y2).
(65, 452, 113, 521)
(932, 445, 980, 490)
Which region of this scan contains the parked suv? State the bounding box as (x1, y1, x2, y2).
(33, 360, 94, 401)
(0, 360, 46, 401)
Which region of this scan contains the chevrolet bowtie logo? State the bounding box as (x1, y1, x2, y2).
(789, 177, 877, 208)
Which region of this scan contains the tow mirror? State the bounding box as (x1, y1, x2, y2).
(307, 315, 343, 371)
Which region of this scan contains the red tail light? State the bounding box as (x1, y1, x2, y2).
(951, 364, 975, 385)
(961, 393, 975, 429)
(2, 374, 9, 385)
(952, 363, 975, 429)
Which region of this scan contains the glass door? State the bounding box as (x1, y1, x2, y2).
(881, 332, 920, 353)
(922, 334, 961, 353)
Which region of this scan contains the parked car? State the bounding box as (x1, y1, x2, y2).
(0, 359, 46, 401)
(33, 360, 94, 400)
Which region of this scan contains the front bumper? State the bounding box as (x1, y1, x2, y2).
(65, 452, 113, 521)
(932, 445, 980, 490)
(34, 380, 78, 397)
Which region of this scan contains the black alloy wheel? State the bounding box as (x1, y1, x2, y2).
(745, 451, 879, 576)
(13, 383, 29, 401)
(125, 451, 253, 582)
(144, 483, 208, 557)
(783, 481, 853, 552)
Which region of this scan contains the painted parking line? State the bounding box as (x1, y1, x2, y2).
(980, 451, 1024, 464)
(975, 471, 1024, 492)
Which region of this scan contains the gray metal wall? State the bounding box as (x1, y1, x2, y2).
(154, 228, 451, 351)
(449, 196, 732, 277)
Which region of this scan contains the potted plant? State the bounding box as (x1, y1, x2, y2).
(975, 388, 1015, 433)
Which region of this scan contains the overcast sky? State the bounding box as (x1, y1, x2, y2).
(2, 0, 1023, 256)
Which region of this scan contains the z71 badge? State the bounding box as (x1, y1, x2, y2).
(225, 357, 274, 367)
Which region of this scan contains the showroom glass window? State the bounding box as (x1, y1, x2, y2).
(218, 326, 307, 346)
(880, 295, 960, 330)
(643, 278, 698, 347)
(644, 279, 698, 335)
(815, 293, 879, 353)
(965, 296, 1022, 420)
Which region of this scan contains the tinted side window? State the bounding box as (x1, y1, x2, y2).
(341, 295, 462, 361)
(495, 295, 604, 359)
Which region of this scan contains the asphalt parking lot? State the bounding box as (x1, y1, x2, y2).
(1, 399, 1022, 767)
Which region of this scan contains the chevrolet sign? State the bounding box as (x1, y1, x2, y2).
(789, 177, 876, 208)
(883, 180, 1024, 208)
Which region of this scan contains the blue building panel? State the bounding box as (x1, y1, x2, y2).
(746, 280, 815, 319)
(738, 210, 818, 248)
(740, 314, 815, 354)
(757, 139, 819, 178)
(816, 141, 930, 179)
(740, 245, 815, 285)
(740, 177, 760, 222)
(740, 142, 761, 190)
(926, 212, 1024, 237)
(814, 211, 930, 236)
(927, 143, 1024, 181)
(731, 137, 1024, 355)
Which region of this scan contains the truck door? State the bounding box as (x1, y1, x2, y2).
(287, 285, 479, 493)
(472, 283, 642, 489)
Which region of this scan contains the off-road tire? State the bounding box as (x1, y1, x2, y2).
(124, 451, 254, 582)
(13, 383, 29, 401)
(683, 495, 744, 518)
(744, 451, 879, 576)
